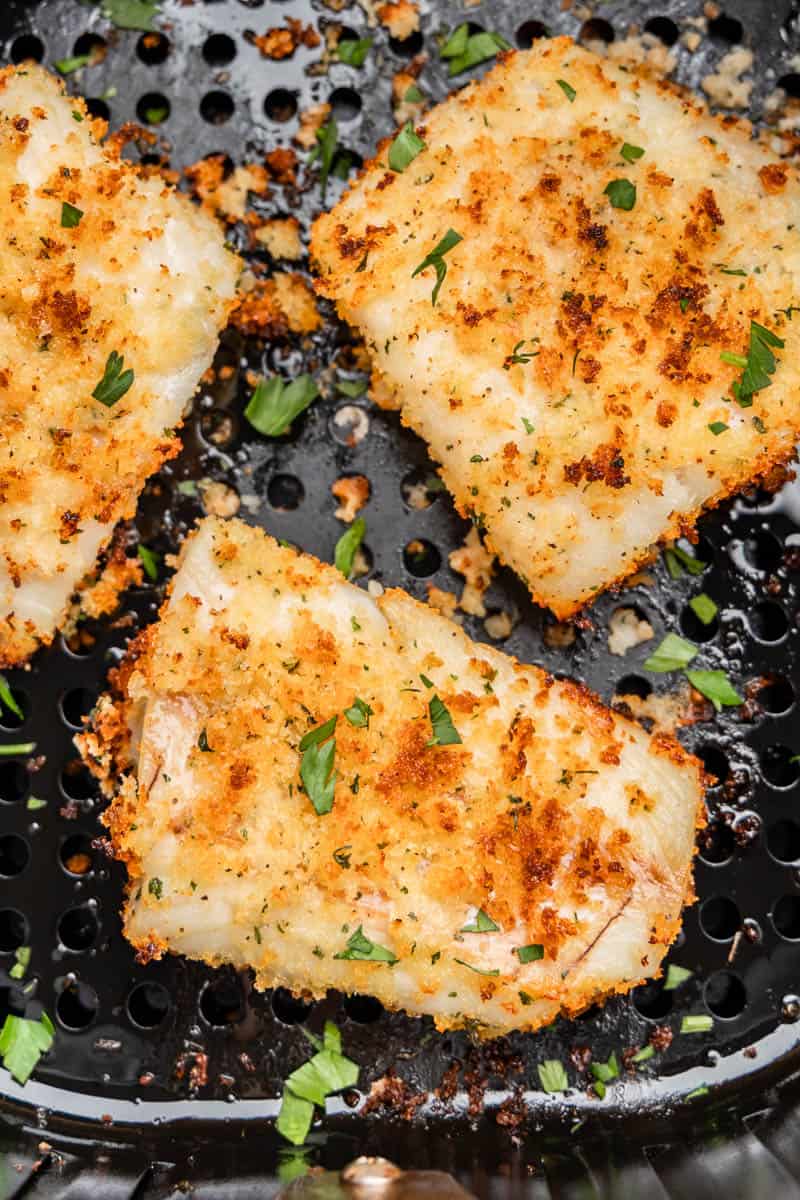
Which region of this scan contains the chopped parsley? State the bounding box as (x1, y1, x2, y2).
(309, 117, 339, 201)
(590, 1052, 620, 1086)
(343, 698, 372, 728)
(0, 742, 35, 757)
(515, 943, 544, 964)
(708, 421, 728, 435)
(687, 1084, 710, 1100)
(681, 1014, 713, 1034)
(334, 517, 366, 579)
(137, 544, 159, 582)
(100, 0, 160, 31)
(722, 320, 785, 407)
(404, 83, 424, 103)
(0, 675, 22, 720)
(460, 908, 499, 933)
(299, 716, 338, 751)
(440, 24, 510, 76)
(337, 36, 372, 67)
(148, 877, 163, 900)
(0, 1011, 54, 1084)
(336, 377, 368, 398)
(388, 121, 426, 172)
(26, 797, 46, 811)
(60, 201, 84, 228)
(664, 543, 706, 579)
(244, 374, 318, 437)
(620, 142, 645, 162)
(419, 674, 434, 689)
(9, 946, 30, 981)
(334, 926, 397, 963)
(643, 633, 698, 673)
(752, 415, 767, 434)
(503, 339, 539, 369)
(276, 1021, 358, 1145)
(55, 55, 91, 75)
(685, 669, 742, 712)
(522, 417, 535, 434)
(198, 728, 213, 752)
(92, 350, 134, 407)
(664, 963, 693, 990)
(604, 178, 636, 211)
(300, 720, 337, 815)
(426, 695, 462, 746)
(556, 79, 576, 102)
(333, 845, 352, 869)
(632, 1044, 655, 1064)
(411, 228, 463, 305)
(538, 1059, 569, 1094)
(689, 594, 717, 625)
(453, 958, 499, 977)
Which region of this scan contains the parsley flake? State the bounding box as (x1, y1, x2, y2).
(60, 201, 84, 228)
(440, 24, 510, 75)
(92, 351, 134, 407)
(664, 544, 706, 579)
(137, 544, 159, 582)
(689, 594, 717, 625)
(334, 517, 366, 579)
(334, 926, 397, 963)
(244, 374, 318, 437)
(309, 117, 340, 201)
(388, 121, 426, 172)
(556, 79, 576, 102)
(453, 958, 499, 977)
(337, 36, 372, 67)
(148, 877, 163, 900)
(100, 0, 160, 31)
(604, 178, 636, 211)
(0, 675, 22, 720)
(411, 228, 463, 305)
(681, 1014, 713, 1034)
(460, 908, 499, 933)
(9, 945, 30, 981)
(724, 320, 785, 407)
(0, 1011, 54, 1084)
(277, 1021, 359, 1145)
(643, 633, 698, 673)
(0, 742, 35, 757)
(708, 421, 728, 435)
(427, 695, 462, 746)
(515, 943, 544, 963)
(684, 669, 742, 711)
(299, 719, 338, 815)
(538, 1059, 569, 1093)
(55, 55, 91, 76)
(620, 142, 645, 162)
(664, 963, 693, 990)
(344, 698, 372, 728)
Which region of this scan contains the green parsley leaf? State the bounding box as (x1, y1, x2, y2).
(538, 1059, 569, 1094)
(309, 117, 338, 202)
(344, 698, 372, 728)
(632, 1044, 655, 1064)
(388, 121, 426, 172)
(427, 694, 462, 746)
(522, 417, 535, 434)
(620, 142, 645, 162)
(0, 742, 35, 757)
(404, 83, 424, 103)
(593, 1079, 607, 1099)
(0, 675, 23, 720)
(515, 943, 544, 964)
(60, 201, 84, 228)
(299, 716, 338, 752)
(148, 877, 163, 900)
(333, 845, 352, 869)
(9, 946, 30, 980)
(198, 728, 213, 752)
(664, 544, 706, 578)
(334, 925, 397, 963)
(643, 633, 698, 673)
(440, 24, 510, 75)
(604, 178, 636, 211)
(503, 339, 539, 369)
(460, 907, 499, 933)
(137, 544, 159, 582)
(72, 110, 84, 122)
(727, 319, 785, 407)
(681, 1013, 713, 1034)
(684, 669, 742, 711)
(411, 228, 463, 305)
(664, 963, 693, 990)
(300, 738, 337, 815)
(337, 36, 372, 67)
(687, 1084, 710, 1100)
(334, 517, 366, 579)
(518, 990, 535, 1005)
(720, 266, 747, 276)
(323, 1020, 341, 1054)
(556, 79, 576, 102)
(276, 1089, 315, 1146)
(244, 374, 318, 437)
(55, 54, 91, 75)
(419, 674, 434, 689)
(689, 594, 717, 625)
(0, 1011, 54, 1084)
(277, 1146, 312, 1183)
(277, 1023, 359, 1145)
(453, 958, 499, 976)
(708, 421, 728, 435)
(100, 0, 160, 33)
(26, 797, 46, 811)
(336, 377, 368, 398)
(590, 1052, 620, 1084)
(92, 350, 134, 407)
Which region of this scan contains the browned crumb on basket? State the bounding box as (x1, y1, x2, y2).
(332, 475, 370, 522)
(426, 584, 460, 621)
(184, 157, 270, 223)
(377, 0, 420, 38)
(230, 271, 321, 336)
(295, 102, 332, 151)
(254, 217, 303, 261)
(265, 147, 299, 186)
(360, 1071, 427, 1119)
(449, 527, 495, 617)
(77, 543, 144, 621)
(250, 18, 321, 60)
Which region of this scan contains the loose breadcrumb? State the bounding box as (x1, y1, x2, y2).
(449, 528, 495, 618)
(254, 216, 303, 261)
(377, 0, 420, 39)
(608, 607, 655, 656)
(251, 19, 321, 60)
(332, 474, 371, 522)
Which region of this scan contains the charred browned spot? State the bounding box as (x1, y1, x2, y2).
(646, 169, 673, 189)
(376, 173, 396, 192)
(579, 355, 601, 383)
(684, 187, 724, 244)
(456, 301, 496, 326)
(564, 433, 630, 489)
(377, 723, 464, 797)
(59, 510, 82, 542)
(538, 172, 561, 193)
(560, 291, 593, 336)
(575, 198, 608, 251)
(336, 225, 366, 260)
(656, 400, 677, 428)
(502, 441, 520, 462)
(34, 288, 91, 338)
(221, 628, 250, 650)
(229, 760, 254, 791)
(759, 163, 788, 194)
(647, 278, 709, 328)
(264, 147, 297, 185)
(12, 116, 28, 132)
(658, 330, 694, 382)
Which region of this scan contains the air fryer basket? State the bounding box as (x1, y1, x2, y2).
(2, 0, 800, 1194)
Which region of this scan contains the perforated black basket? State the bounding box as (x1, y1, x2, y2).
(2, 0, 800, 1196)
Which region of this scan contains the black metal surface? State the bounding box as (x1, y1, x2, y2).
(2, 0, 800, 1192)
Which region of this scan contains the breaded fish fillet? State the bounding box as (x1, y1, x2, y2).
(0, 66, 239, 666)
(80, 516, 703, 1036)
(311, 38, 800, 618)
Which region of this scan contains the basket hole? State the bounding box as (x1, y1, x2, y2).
(267, 473, 304, 511)
(516, 20, 548, 48)
(72, 33, 106, 58)
(60, 760, 96, 802)
(200, 91, 235, 125)
(757, 675, 795, 715)
(403, 538, 441, 578)
(749, 602, 789, 643)
(766, 819, 800, 864)
(328, 86, 362, 123)
(743, 530, 783, 572)
(388, 31, 424, 57)
(85, 98, 110, 122)
(200, 976, 244, 1026)
(59, 688, 96, 730)
(679, 604, 719, 644)
(699, 895, 740, 942)
(137, 32, 171, 65)
(264, 88, 298, 123)
(401, 468, 444, 510)
(632, 979, 672, 1020)
(203, 33, 237, 65)
(708, 13, 743, 43)
(772, 895, 800, 940)
(615, 675, 652, 700)
(760, 744, 800, 789)
(136, 92, 170, 125)
(344, 994, 384, 1023)
(56, 980, 98, 1030)
(698, 820, 735, 865)
(199, 408, 237, 448)
(778, 73, 800, 98)
(271, 987, 313, 1025)
(127, 981, 171, 1028)
(0, 835, 29, 879)
(0, 909, 27, 953)
(579, 17, 614, 43)
(704, 970, 746, 1019)
(0, 687, 29, 730)
(10, 34, 44, 63)
(696, 745, 729, 787)
(643, 16, 680, 45)
(58, 904, 98, 952)
(59, 835, 94, 877)
(0, 762, 29, 805)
